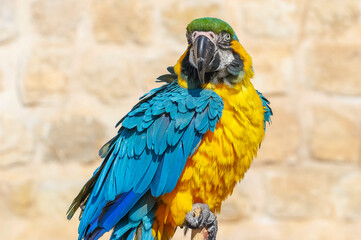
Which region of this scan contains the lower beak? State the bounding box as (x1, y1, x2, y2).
(194, 35, 215, 84)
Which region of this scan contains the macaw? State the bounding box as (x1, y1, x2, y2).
(67, 17, 272, 240)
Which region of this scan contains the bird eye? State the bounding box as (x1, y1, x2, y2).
(224, 33, 231, 41)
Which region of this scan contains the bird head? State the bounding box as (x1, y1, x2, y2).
(174, 18, 254, 89)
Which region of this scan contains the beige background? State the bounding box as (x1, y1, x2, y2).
(0, 0, 361, 239)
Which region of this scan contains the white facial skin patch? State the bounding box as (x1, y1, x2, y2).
(189, 31, 235, 83)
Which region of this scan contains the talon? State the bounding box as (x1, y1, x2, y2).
(193, 207, 202, 218)
(184, 203, 218, 240)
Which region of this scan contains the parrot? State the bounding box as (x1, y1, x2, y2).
(67, 17, 272, 240)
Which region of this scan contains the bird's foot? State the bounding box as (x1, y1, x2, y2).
(184, 203, 218, 240)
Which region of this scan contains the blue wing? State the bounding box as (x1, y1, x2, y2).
(68, 81, 224, 240)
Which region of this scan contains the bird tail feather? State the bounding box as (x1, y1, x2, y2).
(83, 191, 156, 240)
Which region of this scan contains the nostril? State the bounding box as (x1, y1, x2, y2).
(193, 32, 197, 39)
(210, 33, 215, 39)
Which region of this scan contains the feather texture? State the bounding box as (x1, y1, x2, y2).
(256, 90, 273, 130)
(69, 80, 223, 240)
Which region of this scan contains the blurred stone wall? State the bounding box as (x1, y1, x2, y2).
(0, 0, 360, 240)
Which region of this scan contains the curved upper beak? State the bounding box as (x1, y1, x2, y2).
(193, 35, 216, 84)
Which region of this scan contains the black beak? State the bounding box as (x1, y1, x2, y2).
(194, 35, 215, 84)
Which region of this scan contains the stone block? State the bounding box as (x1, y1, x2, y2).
(310, 107, 360, 163)
(218, 168, 266, 222)
(12, 218, 78, 240)
(0, 0, 17, 44)
(209, 220, 361, 240)
(42, 115, 106, 163)
(307, 44, 361, 95)
(334, 172, 361, 221)
(0, 164, 98, 240)
(217, 192, 252, 222)
(241, 0, 299, 39)
(31, 0, 80, 42)
(33, 178, 84, 217)
(91, 0, 153, 45)
(251, 44, 293, 95)
(21, 47, 73, 106)
(0, 116, 34, 168)
(306, 0, 360, 37)
(256, 98, 301, 163)
(134, 51, 181, 92)
(0, 70, 3, 91)
(162, 1, 222, 42)
(77, 48, 140, 104)
(7, 180, 35, 216)
(265, 168, 334, 219)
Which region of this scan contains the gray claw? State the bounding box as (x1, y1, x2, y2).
(185, 203, 218, 240)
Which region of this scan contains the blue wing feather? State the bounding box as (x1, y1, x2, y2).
(164, 143, 186, 193)
(110, 218, 137, 240)
(127, 228, 137, 240)
(128, 192, 155, 222)
(185, 95, 196, 109)
(150, 154, 167, 197)
(154, 116, 170, 154)
(134, 132, 146, 156)
(256, 90, 273, 130)
(98, 191, 145, 231)
(177, 100, 188, 113)
(180, 120, 197, 158)
(175, 111, 194, 130)
(77, 81, 224, 240)
(134, 154, 160, 194)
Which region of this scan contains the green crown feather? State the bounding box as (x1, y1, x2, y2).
(186, 17, 238, 41)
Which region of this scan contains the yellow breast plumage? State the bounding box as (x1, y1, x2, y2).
(155, 80, 265, 233)
(175, 80, 265, 207)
